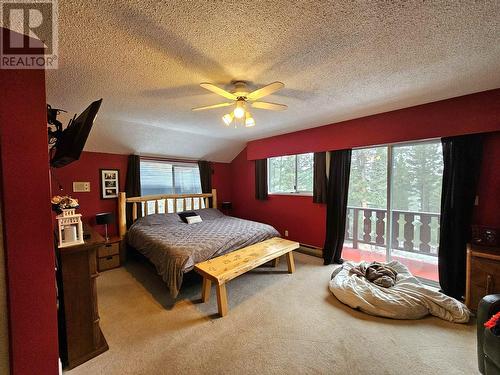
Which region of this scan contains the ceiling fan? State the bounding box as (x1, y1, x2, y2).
(192, 81, 287, 127)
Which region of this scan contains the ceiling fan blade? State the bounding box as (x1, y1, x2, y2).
(200, 83, 238, 100)
(192, 102, 234, 111)
(246, 82, 285, 100)
(251, 101, 288, 111)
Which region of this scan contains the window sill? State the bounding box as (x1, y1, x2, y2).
(268, 192, 313, 197)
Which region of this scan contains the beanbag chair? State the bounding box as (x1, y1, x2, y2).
(329, 261, 469, 323)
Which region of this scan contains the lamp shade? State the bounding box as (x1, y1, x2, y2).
(221, 202, 232, 210)
(95, 212, 115, 225)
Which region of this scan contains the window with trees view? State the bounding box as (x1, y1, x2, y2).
(347, 142, 443, 211)
(344, 140, 443, 283)
(268, 153, 313, 194)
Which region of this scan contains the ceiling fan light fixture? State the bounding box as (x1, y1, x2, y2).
(222, 113, 233, 126)
(245, 112, 255, 127)
(245, 117, 255, 127)
(195, 81, 287, 129)
(233, 100, 245, 119)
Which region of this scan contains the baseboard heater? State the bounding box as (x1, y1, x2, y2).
(296, 243, 322, 258)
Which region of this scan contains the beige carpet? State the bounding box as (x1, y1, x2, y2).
(66, 253, 478, 375)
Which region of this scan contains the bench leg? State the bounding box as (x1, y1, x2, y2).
(201, 278, 211, 302)
(272, 256, 280, 267)
(216, 283, 228, 317)
(286, 251, 295, 273)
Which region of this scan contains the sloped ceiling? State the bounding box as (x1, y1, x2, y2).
(45, 1, 500, 162)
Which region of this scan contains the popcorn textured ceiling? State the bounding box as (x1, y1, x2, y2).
(45, 1, 500, 162)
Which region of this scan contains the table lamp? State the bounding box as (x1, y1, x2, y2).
(95, 212, 115, 242)
(221, 202, 232, 210)
(221, 202, 232, 215)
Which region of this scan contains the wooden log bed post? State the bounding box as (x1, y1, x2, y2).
(211, 188, 217, 210)
(118, 192, 127, 240)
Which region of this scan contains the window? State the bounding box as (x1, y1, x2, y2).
(268, 153, 313, 194)
(140, 159, 203, 213)
(344, 140, 443, 284)
(140, 159, 202, 195)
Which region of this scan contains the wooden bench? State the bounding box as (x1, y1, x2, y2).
(194, 237, 299, 317)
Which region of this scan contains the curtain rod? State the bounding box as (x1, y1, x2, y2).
(139, 155, 200, 163)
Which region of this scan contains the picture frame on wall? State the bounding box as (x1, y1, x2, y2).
(100, 169, 119, 199)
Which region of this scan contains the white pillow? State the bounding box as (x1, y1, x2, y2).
(186, 215, 202, 224)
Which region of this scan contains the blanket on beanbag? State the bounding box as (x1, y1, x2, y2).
(329, 261, 470, 323)
(349, 261, 398, 288)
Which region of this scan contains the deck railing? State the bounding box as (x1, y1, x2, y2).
(345, 206, 440, 256)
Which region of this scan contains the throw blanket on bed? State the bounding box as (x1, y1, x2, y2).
(128, 209, 280, 298)
(329, 261, 470, 323)
(350, 261, 398, 288)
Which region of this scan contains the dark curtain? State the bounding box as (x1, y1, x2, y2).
(125, 155, 141, 228)
(439, 134, 483, 299)
(198, 160, 212, 193)
(313, 152, 327, 204)
(323, 149, 352, 265)
(255, 159, 268, 200)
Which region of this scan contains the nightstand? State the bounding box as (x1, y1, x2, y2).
(465, 243, 500, 312)
(97, 236, 121, 272)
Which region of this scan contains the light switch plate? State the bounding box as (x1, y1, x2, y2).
(73, 181, 90, 192)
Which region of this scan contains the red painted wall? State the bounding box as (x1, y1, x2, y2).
(231, 148, 326, 247)
(51, 154, 233, 236)
(247, 89, 500, 160)
(212, 162, 232, 206)
(232, 90, 500, 248)
(50, 151, 128, 237)
(474, 132, 500, 228)
(0, 67, 59, 372)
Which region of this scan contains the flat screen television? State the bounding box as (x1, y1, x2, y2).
(50, 99, 102, 168)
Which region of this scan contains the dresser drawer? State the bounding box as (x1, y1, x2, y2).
(470, 257, 500, 291)
(98, 242, 119, 258)
(467, 254, 500, 311)
(98, 254, 120, 271)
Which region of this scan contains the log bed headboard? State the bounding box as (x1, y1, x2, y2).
(118, 189, 217, 239)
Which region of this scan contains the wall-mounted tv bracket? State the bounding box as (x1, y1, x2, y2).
(47, 104, 67, 147)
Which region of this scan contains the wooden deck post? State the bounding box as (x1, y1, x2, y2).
(352, 208, 359, 248)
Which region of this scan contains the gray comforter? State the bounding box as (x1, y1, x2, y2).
(127, 209, 280, 298)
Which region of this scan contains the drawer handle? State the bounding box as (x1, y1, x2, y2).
(106, 256, 113, 260)
(486, 274, 494, 294)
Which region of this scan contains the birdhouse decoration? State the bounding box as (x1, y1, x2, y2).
(52, 195, 84, 248)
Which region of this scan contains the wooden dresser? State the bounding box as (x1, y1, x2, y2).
(465, 243, 500, 312)
(56, 226, 108, 369)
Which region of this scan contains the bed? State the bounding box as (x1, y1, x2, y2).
(118, 189, 280, 297)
